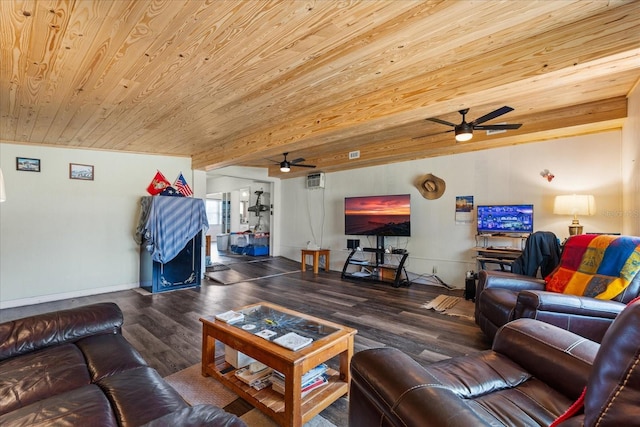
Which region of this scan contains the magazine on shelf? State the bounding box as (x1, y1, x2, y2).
(215, 310, 244, 324)
(301, 374, 329, 397)
(270, 363, 329, 395)
(273, 332, 313, 351)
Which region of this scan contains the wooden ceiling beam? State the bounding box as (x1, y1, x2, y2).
(264, 96, 628, 178)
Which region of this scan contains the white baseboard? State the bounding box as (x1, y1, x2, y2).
(0, 283, 140, 310)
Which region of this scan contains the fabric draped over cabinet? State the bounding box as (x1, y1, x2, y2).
(136, 196, 209, 263)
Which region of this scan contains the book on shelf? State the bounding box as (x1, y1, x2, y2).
(235, 365, 273, 390)
(273, 332, 313, 351)
(215, 310, 244, 324)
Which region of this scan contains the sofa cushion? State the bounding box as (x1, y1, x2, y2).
(0, 303, 123, 362)
(0, 344, 90, 415)
(545, 235, 640, 300)
(0, 384, 118, 427)
(420, 351, 573, 424)
(97, 366, 188, 427)
(76, 334, 148, 382)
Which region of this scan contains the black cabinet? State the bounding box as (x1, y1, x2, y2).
(140, 233, 202, 293)
(341, 248, 409, 288)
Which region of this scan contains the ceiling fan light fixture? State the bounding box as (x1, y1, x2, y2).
(280, 161, 291, 172)
(455, 124, 473, 142)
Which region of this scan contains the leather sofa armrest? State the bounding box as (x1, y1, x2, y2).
(350, 347, 491, 427)
(0, 303, 124, 361)
(494, 318, 599, 399)
(477, 270, 545, 294)
(515, 290, 624, 319)
(514, 290, 625, 342)
(140, 405, 247, 427)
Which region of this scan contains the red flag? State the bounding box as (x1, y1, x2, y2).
(146, 171, 171, 195)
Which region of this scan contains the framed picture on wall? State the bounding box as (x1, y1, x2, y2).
(69, 163, 94, 180)
(16, 157, 41, 172)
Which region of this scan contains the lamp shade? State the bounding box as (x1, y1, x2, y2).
(0, 167, 6, 202)
(554, 194, 595, 236)
(553, 194, 596, 216)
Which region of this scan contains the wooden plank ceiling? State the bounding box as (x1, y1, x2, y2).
(1, 0, 639, 178)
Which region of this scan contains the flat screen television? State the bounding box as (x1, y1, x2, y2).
(477, 204, 534, 235)
(345, 194, 411, 236)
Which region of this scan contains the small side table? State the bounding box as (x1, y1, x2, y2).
(301, 249, 330, 274)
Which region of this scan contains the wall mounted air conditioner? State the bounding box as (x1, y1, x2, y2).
(306, 172, 325, 189)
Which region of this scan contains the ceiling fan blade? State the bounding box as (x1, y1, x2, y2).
(474, 123, 522, 130)
(292, 163, 316, 168)
(471, 106, 514, 126)
(426, 117, 457, 127)
(412, 129, 454, 140)
(290, 157, 306, 164)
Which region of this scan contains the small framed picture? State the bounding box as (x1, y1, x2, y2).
(16, 157, 41, 172)
(69, 163, 94, 180)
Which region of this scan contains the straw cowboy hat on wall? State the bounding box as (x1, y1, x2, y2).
(415, 173, 446, 200)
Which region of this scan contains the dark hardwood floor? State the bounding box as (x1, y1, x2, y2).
(1, 253, 491, 426)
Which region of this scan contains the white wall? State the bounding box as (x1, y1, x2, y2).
(278, 131, 624, 288)
(0, 128, 631, 306)
(0, 142, 192, 308)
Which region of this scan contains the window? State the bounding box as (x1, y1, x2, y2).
(206, 199, 221, 226)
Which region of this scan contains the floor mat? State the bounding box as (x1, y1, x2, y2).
(422, 295, 475, 320)
(206, 263, 231, 272)
(205, 257, 301, 285)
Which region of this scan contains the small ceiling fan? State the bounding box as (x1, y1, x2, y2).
(271, 152, 316, 172)
(415, 106, 522, 142)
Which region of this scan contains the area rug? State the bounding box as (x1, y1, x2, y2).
(164, 364, 337, 427)
(422, 295, 475, 320)
(205, 258, 302, 286)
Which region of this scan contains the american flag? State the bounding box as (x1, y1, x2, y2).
(174, 173, 193, 197)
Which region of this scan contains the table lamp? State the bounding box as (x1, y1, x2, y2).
(553, 194, 596, 235)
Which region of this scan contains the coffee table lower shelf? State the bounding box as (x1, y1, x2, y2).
(204, 356, 348, 425)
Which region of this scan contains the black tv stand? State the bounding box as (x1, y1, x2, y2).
(341, 247, 409, 288)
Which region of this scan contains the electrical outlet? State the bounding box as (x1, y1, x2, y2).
(432, 266, 438, 274)
(348, 150, 360, 159)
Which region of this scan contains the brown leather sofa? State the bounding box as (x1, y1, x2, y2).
(475, 235, 640, 342)
(349, 299, 640, 427)
(0, 303, 245, 427)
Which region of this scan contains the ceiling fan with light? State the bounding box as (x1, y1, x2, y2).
(272, 152, 316, 172)
(415, 106, 522, 142)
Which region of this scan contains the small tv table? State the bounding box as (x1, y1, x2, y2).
(300, 249, 330, 274)
(200, 302, 357, 427)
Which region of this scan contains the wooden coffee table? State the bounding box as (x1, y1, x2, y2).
(200, 302, 357, 427)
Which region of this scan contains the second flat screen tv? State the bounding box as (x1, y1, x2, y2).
(345, 194, 411, 236)
(477, 204, 534, 234)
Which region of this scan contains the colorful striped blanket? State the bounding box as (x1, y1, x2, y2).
(545, 234, 640, 300)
